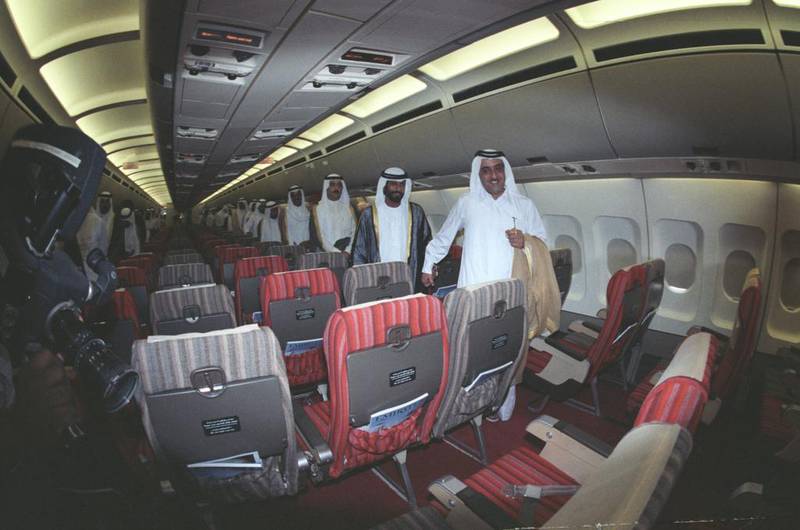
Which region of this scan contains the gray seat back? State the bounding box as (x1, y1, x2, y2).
(343, 262, 413, 306)
(298, 252, 348, 291)
(433, 279, 528, 437)
(550, 248, 572, 306)
(132, 325, 298, 502)
(158, 263, 214, 289)
(150, 284, 235, 335)
(163, 252, 204, 266)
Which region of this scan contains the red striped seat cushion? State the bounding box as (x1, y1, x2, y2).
(111, 289, 144, 339)
(463, 445, 578, 526)
(634, 376, 708, 433)
(525, 348, 552, 374)
(116, 266, 147, 288)
(260, 268, 340, 326)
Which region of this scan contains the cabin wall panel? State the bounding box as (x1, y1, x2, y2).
(762, 184, 800, 352)
(0, 96, 33, 160)
(593, 53, 794, 160)
(779, 54, 800, 161)
(521, 178, 647, 317)
(409, 190, 450, 235)
(643, 179, 775, 345)
(449, 72, 616, 167)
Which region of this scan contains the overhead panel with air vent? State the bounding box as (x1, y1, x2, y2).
(560, 1, 772, 68)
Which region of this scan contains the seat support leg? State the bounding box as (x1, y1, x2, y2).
(527, 393, 550, 416)
(443, 416, 489, 466)
(370, 450, 417, 508)
(564, 377, 602, 417)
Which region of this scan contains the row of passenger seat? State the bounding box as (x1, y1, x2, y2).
(372, 329, 718, 529)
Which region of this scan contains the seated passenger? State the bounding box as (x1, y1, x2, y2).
(352, 167, 432, 292)
(422, 149, 549, 420)
(310, 173, 356, 255)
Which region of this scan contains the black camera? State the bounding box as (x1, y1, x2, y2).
(0, 124, 138, 414)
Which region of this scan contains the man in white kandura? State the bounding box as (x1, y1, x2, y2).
(285, 185, 311, 245)
(259, 200, 283, 243)
(311, 174, 356, 254)
(421, 149, 547, 421)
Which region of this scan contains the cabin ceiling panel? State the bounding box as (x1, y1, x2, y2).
(311, 0, 394, 22)
(271, 105, 328, 124)
(450, 71, 615, 166)
(194, 0, 298, 29)
(354, 0, 541, 53)
(593, 53, 793, 160)
(371, 111, 469, 178)
(779, 53, 800, 161)
(108, 145, 160, 166)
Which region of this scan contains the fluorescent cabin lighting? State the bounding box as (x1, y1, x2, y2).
(39, 40, 145, 117)
(343, 75, 427, 118)
(300, 114, 354, 142)
(565, 0, 752, 29)
(418, 17, 559, 81)
(286, 138, 313, 150)
(269, 146, 298, 162)
(774, 0, 800, 7)
(5, 0, 139, 59)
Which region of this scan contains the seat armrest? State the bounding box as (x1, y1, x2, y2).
(525, 416, 608, 484)
(582, 320, 602, 333)
(545, 332, 589, 361)
(429, 476, 512, 530)
(688, 326, 728, 343)
(293, 404, 333, 482)
(596, 309, 607, 319)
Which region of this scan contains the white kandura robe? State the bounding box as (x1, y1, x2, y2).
(259, 212, 282, 242)
(422, 156, 547, 288)
(375, 175, 411, 264)
(315, 179, 356, 253)
(286, 190, 311, 245)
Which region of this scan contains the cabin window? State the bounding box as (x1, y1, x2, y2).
(722, 250, 756, 300)
(781, 258, 800, 311)
(664, 243, 697, 291)
(607, 238, 636, 274)
(555, 234, 582, 273)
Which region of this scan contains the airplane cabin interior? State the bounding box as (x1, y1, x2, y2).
(0, 1, 799, 529)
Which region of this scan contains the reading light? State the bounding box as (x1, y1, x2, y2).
(342, 75, 427, 118)
(418, 17, 559, 81)
(565, 0, 752, 29)
(300, 114, 354, 142)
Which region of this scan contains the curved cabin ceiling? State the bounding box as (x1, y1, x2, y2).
(189, 0, 800, 209)
(3, 0, 171, 206)
(2, 1, 799, 209)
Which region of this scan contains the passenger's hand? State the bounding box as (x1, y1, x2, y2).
(506, 229, 524, 249)
(421, 272, 435, 287)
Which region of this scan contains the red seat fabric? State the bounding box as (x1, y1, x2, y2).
(116, 266, 148, 289)
(525, 266, 638, 389)
(711, 278, 762, 400)
(463, 445, 578, 526)
(260, 269, 340, 386)
(626, 273, 759, 417)
(234, 256, 289, 324)
(634, 376, 709, 433)
(526, 348, 552, 374)
(217, 245, 258, 282)
(118, 254, 157, 288)
(305, 294, 449, 478)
